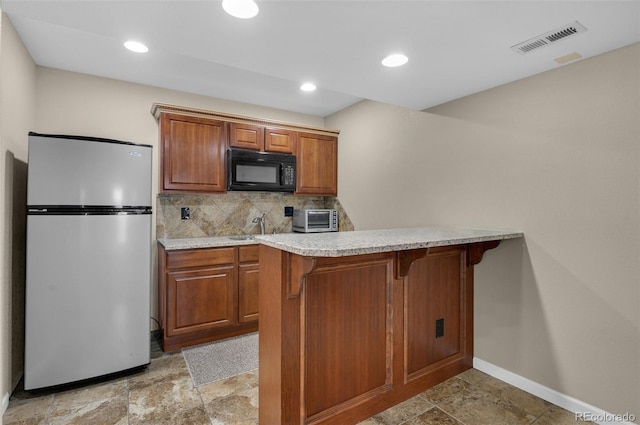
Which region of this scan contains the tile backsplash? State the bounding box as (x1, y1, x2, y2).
(156, 192, 354, 239)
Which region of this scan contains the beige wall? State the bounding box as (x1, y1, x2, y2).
(0, 11, 36, 417)
(326, 43, 640, 416)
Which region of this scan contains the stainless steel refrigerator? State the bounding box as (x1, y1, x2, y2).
(25, 132, 152, 390)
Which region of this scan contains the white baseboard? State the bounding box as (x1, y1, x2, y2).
(1, 392, 9, 417)
(473, 358, 637, 425)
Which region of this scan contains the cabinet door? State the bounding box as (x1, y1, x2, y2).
(229, 122, 264, 151)
(296, 133, 338, 195)
(166, 265, 236, 337)
(160, 113, 227, 192)
(238, 262, 259, 323)
(265, 127, 296, 154)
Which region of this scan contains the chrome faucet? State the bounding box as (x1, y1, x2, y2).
(252, 212, 266, 235)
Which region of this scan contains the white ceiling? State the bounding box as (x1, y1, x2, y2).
(3, 1, 640, 117)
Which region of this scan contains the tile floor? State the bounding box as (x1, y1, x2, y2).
(4, 338, 588, 425)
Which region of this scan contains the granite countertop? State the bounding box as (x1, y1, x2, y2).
(158, 235, 259, 250)
(158, 226, 523, 255)
(255, 226, 523, 257)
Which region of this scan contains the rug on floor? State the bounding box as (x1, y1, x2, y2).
(182, 332, 258, 387)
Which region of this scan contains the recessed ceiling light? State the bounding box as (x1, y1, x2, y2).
(124, 40, 148, 53)
(381, 53, 408, 67)
(300, 82, 317, 92)
(222, 0, 259, 19)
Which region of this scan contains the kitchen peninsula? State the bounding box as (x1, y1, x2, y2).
(255, 226, 523, 425)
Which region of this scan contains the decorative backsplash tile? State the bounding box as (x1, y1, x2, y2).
(156, 192, 354, 239)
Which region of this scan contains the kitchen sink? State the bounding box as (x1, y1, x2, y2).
(227, 235, 256, 240)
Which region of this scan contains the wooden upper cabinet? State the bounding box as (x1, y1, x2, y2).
(296, 132, 338, 196)
(160, 113, 227, 193)
(153, 104, 339, 195)
(229, 122, 265, 151)
(230, 123, 296, 154)
(265, 127, 296, 154)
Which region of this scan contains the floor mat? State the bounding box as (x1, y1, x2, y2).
(182, 332, 258, 387)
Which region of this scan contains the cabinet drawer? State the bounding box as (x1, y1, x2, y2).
(239, 245, 259, 263)
(167, 247, 236, 269)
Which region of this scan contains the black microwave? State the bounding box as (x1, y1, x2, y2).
(227, 148, 296, 192)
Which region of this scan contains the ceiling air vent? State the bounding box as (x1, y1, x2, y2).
(511, 21, 587, 55)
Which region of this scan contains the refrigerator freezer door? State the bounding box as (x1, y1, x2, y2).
(27, 135, 152, 207)
(25, 214, 151, 390)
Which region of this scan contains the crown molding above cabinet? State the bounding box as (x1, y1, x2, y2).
(151, 103, 340, 137)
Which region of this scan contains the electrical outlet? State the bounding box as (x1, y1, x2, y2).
(181, 207, 190, 220)
(284, 206, 294, 217)
(435, 318, 444, 338)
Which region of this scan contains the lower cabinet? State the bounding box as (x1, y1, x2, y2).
(167, 264, 236, 336)
(238, 246, 260, 323)
(158, 243, 259, 351)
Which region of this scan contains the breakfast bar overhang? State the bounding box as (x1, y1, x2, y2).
(256, 227, 523, 425)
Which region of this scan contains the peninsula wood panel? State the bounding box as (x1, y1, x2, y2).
(405, 246, 466, 379)
(258, 242, 491, 425)
(259, 245, 302, 425)
(304, 258, 393, 419)
(160, 113, 227, 192)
